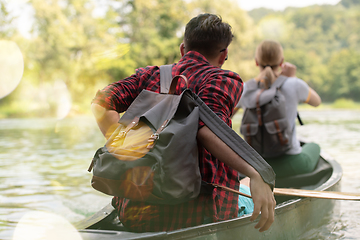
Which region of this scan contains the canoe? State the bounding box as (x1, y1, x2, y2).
(75, 149, 342, 240)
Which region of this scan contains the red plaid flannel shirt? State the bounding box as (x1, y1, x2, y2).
(92, 51, 243, 232)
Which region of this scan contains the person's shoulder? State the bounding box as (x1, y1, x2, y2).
(282, 77, 309, 97)
(133, 65, 162, 81)
(283, 76, 304, 82)
(208, 68, 243, 83)
(136, 65, 159, 75)
(224, 69, 242, 81)
(283, 76, 307, 87)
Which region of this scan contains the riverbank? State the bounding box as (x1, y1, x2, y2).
(1, 98, 360, 119)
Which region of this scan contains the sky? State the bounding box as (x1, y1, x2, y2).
(238, 0, 341, 11)
(9, 0, 342, 38)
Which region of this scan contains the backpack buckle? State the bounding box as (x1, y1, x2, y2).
(147, 133, 159, 149)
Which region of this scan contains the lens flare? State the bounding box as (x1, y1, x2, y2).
(12, 211, 82, 240)
(107, 121, 153, 161)
(52, 79, 72, 119)
(0, 40, 24, 99)
(119, 166, 154, 200)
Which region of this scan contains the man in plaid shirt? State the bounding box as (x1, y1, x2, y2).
(91, 13, 275, 233)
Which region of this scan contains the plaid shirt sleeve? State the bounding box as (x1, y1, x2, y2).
(91, 66, 160, 113)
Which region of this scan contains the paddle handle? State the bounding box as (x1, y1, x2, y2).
(211, 183, 252, 198)
(274, 188, 360, 201)
(213, 183, 360, 201)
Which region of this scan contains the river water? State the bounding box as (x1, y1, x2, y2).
(1, 110, 360, 239)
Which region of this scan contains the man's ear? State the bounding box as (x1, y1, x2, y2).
(180, 42, 185, 57)
(218, 48, 228, 66)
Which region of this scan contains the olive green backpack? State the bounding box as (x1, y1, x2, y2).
(88, 65, 275, 205)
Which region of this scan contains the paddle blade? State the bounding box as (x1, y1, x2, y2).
(274, 188, 360, 201)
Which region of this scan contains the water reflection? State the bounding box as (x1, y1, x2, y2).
(296, 110, 360, 240)
(0, 117, 110, 239)
(1, 110, 360, 239)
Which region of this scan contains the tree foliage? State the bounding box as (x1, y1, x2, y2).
(109, 0, 188, 79)
(245, 0, 360, 102)
(0, 0, 15, 38)
(24, 0, 123, 114)
(1, 0, 360, 117)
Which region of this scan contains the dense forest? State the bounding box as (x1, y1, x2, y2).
(1, 0, 360, 118)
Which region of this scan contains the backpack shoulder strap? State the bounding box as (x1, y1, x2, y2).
(239, 79, 261, 108)
(192, 93, 276, 189)
(243, 78, 258, 90)
(160, 64, 173, 93)
(160, 65, 275, 189)
(270, 75, 288, 89)
(242, 76, 288, 109)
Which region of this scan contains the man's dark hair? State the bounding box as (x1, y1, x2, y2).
(184, 13, 233, 59)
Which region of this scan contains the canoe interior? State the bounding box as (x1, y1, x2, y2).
(275, 156, 333, 203)
(75, 152, 340, 239)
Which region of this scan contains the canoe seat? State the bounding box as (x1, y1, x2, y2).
(274, 156, 333, 203)
(275, 157, 332, 189)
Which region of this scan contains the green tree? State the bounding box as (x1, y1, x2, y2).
(4, 0, 360, 117)
(0, 0, 24, 115)
(26, 0, 122, 115)
(340, 0, 360, 8)
(111, 0, 254, 80)
(108, 0, 188, 80)
(326, 49, 360, 101)
(284, 48, 327, 93)
(248, 3, 360, 102)
(0, 0, 15, 38)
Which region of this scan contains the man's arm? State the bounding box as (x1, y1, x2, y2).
(91, 103, 120, 139)
(197, 126, 276, 232)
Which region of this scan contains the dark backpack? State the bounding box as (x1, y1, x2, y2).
(88, 65, 276, 205)
(88, 73, 201, 205)
(240, 76, 293, 158)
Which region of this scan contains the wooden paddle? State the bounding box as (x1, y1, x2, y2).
(212, 183, 360, 201)
(273, 188, 360, 201)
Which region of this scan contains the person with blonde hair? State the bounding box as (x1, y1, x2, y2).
(235, 40, 322, 178)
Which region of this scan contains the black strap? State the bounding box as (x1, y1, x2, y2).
(193, 94, 275, 189)
(297, 112, 304, 126)
(160, 65, 275, 189)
